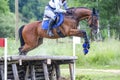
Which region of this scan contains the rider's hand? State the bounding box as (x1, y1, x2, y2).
(54, 9, 66, 13)
(66, 10, 72, 14)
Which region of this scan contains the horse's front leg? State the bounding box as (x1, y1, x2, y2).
(70, 29, 90, 54)
(70, 29, 89, 42)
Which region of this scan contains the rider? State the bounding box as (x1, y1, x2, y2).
(43, 0, 68, 37)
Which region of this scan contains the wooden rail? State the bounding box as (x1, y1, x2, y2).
(0, 55, 77, 80)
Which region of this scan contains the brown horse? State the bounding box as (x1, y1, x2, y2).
(18, 7, 99, 55)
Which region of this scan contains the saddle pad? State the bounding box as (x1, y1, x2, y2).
(42, 13, 64, 30)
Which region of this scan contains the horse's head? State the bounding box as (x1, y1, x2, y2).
(66, 7, 99, 34)
(88, 8, 99, 34)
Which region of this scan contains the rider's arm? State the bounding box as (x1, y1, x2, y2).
(54, 0, 66, 13)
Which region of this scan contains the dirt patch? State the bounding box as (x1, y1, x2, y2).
(77, 69, 120, 74)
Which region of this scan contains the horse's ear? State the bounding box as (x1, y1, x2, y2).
(92, 8, 96, 14)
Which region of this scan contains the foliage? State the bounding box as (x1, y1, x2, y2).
(68, 0, 120, 39)
(0, 0, 9, 14)
(98, 0, 120, 39)
(6, 0, 120, 39)
(8, 0, 48, 22)
(0, 13, 15, 37)
(0, 0, 15, 38)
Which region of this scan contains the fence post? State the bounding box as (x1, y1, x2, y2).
(43, 61, 50, 80)
(12, 64, 20, 80)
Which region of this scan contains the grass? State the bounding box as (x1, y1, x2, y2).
(61, 69, 120, 80)
(0, 38, 120, 69)
(0, 38, 73, 56)
(75, 39, 120, 69)
(76, 72, 120, 80)
(0, 38, 120, 80)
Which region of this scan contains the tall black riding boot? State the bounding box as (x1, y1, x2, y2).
(47, 19, 54, 37)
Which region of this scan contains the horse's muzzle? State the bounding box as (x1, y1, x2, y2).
(91, 26, 99, 34)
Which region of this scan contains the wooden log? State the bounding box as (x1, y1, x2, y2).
(7, 56, 77, 61)
(25, 65, 29, 80)
(50, 65, 56, 80)
(7, 75, 14, 79)
(43, 62, 50, 80)
(35, 77, 45, 80)
(12, 64, 20, 80)
(35, 73, 44, 77)
(30, 65, 36, 80)
(0, 62, 4, 65)
(55, 64, 61, 80)
(7, 61, 19, 65)
(7, 69, 24, 74)
(0, 56, 77, 80)
(0, 57, 4, 61)
(0, 65, 4, 80)
(35, 68, 43, 72)
(69, 63, 74, 80)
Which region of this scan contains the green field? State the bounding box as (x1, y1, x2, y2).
(1, 38, 119, 68)
(0, 38, 120, 80)
(61, 69, 120, 80)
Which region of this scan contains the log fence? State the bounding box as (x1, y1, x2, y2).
(0, 55, 77, 80)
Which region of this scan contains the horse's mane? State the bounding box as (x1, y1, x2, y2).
(65, 7, 91, 17)
(68, 7, 91, 10)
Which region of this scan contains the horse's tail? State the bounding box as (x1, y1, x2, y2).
(18, 25, 25, 47)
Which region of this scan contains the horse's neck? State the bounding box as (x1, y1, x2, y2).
(64, 8, 91, 26)
(64, 14, 75, 20)
(66, 8, 91, 20)
(64, 16, 79, 27)
(64, 14, 89, 26)
(75, 9, 91, 21)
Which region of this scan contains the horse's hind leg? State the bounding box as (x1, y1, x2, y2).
(38, 38, 43, 46)
(19, 44, 31, 55)
(19, 38, 43, 55)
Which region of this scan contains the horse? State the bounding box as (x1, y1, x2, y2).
(18, 7, 99, 55)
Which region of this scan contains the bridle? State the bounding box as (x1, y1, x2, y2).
(87, 13, 99, 29)
(66, 7, 99, 30)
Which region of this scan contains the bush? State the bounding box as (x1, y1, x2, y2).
(0, 13, 15, 37)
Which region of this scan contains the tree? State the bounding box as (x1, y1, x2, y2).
(7, 0, 120, 39)
(0, 0, 15, 37)
(68, 0, 120, 39)
(0, 14, 15, 37)
(98, 0, 120, 39)
(0, 0, 9, 14)
(9, 0, 48, 22)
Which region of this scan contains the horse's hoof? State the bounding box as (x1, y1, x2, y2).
(18, 47, 22, 52)
(19, 52, 23, 55)
(83, 48, 89, 55)
(82, 42, 90, 49)
(19, 52, 26, 55)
